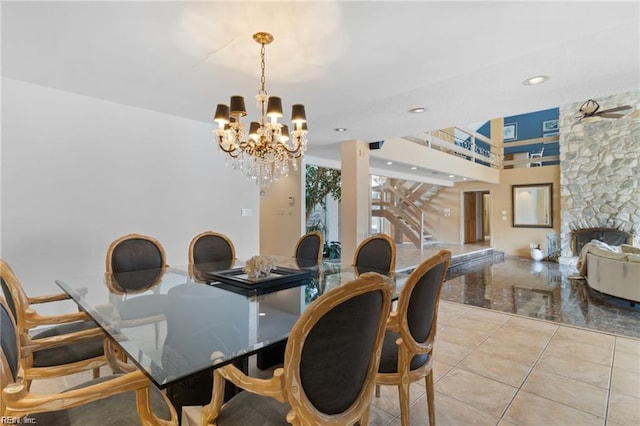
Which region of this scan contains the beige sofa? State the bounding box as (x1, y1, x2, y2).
(578, 242, 640, 303)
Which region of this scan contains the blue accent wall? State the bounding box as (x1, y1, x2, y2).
(458, 107, 560, 166)
(503, 108, 559, 141)
(502, 107, 560, 165)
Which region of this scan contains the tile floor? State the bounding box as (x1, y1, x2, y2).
(34, 299, 638, 425)
(28, 247, 640, 425)
(179, 301, 640, 425)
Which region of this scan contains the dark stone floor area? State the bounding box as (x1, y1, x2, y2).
(442, 256, 640, 338)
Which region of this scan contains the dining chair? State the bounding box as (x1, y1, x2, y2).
(106, 233, 168, 274)
(375, 249, 451, 426)
(189, 231, 235, 265)
(353, 233, 396, 273)
(254, 230, 324, 371)
(529, 147, 544, 167)
(105, 234, 168, 349)
(188, 231, 236, 281)
(293, 230, 323, 267)
(0, 259, 106, 385)
(0, 300, 178, 425)
(201, 271, 394, 425)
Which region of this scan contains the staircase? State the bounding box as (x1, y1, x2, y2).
(372, 179, 443, 249)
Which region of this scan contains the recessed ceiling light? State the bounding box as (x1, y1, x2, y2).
(449, 175, 455, 178)
(259, 312, 266, 317)
(463, 177, 468, 181)
(386, 161, 393, 165)
(410, 166, 417, 170)
(333, 127, 347, 132)
(409, 107, 426, 114)
(522, 75, 549, 86)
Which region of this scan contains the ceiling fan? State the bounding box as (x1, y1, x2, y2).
(574, 99, 632, 124)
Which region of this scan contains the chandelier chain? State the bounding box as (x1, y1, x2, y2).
(259, 42, 267, 120)
(260, 43, 267, 95)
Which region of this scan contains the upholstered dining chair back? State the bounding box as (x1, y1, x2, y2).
(0, 301, 20, 388)
(375, 249, 451, 426)
(284, 272, 393, 422)
(403, 251, 450, 347)
(293, 231, 323, 266)
(106, 234, 166, 275)
(353, 233, 396, 272)
(202, 272, 393, 425)
(189, 231, 236, 265)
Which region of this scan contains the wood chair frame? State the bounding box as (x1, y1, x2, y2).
(353, 233, 397, 272)
(375, 250, 451, 426)
(202, 272, 394, 426)
(0, 259, 107, 383)
(1, 299, 177, 425)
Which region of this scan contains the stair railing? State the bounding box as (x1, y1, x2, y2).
(382, 183, 428, 250)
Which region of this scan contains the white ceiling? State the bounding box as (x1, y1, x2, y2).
(3, 1, 639, 170)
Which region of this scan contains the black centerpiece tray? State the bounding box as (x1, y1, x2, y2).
(205, 267, 312, 296)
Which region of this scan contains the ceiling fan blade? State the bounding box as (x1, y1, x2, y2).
(597, 113, 624, 119)
(597, 105, 632, 114)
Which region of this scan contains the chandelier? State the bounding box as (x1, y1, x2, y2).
(213, 32, 308, 189)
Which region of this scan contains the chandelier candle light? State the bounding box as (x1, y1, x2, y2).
(213, 32, 308, 188)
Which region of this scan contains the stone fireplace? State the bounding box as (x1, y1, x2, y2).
(558, 90, 640, 264)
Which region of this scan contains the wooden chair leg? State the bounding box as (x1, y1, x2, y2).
(426, 371, 435, 426)
(375, 384, 380, 397)
(398, 381, 411, 426)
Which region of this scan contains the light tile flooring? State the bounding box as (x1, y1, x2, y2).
(33, 300, 640, 425)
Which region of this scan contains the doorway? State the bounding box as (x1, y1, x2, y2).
(463, 190, 491, 244)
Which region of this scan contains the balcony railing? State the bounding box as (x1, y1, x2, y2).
(403, 127, 560, 169)
(403, 127, 502, 168)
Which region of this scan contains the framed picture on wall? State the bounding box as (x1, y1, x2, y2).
(503, 123, 517, 141)
(542, 119, 558, 132)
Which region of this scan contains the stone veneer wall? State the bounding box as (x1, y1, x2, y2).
(559, 90, 640, 263)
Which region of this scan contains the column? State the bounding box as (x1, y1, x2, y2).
(340, 140, 370, 266)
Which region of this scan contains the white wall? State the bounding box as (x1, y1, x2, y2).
(1, 78, 260, 314)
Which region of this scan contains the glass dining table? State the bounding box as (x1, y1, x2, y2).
(55, 256, 409, 413)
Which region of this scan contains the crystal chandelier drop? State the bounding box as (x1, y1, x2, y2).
(213, 32, 308, 189)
